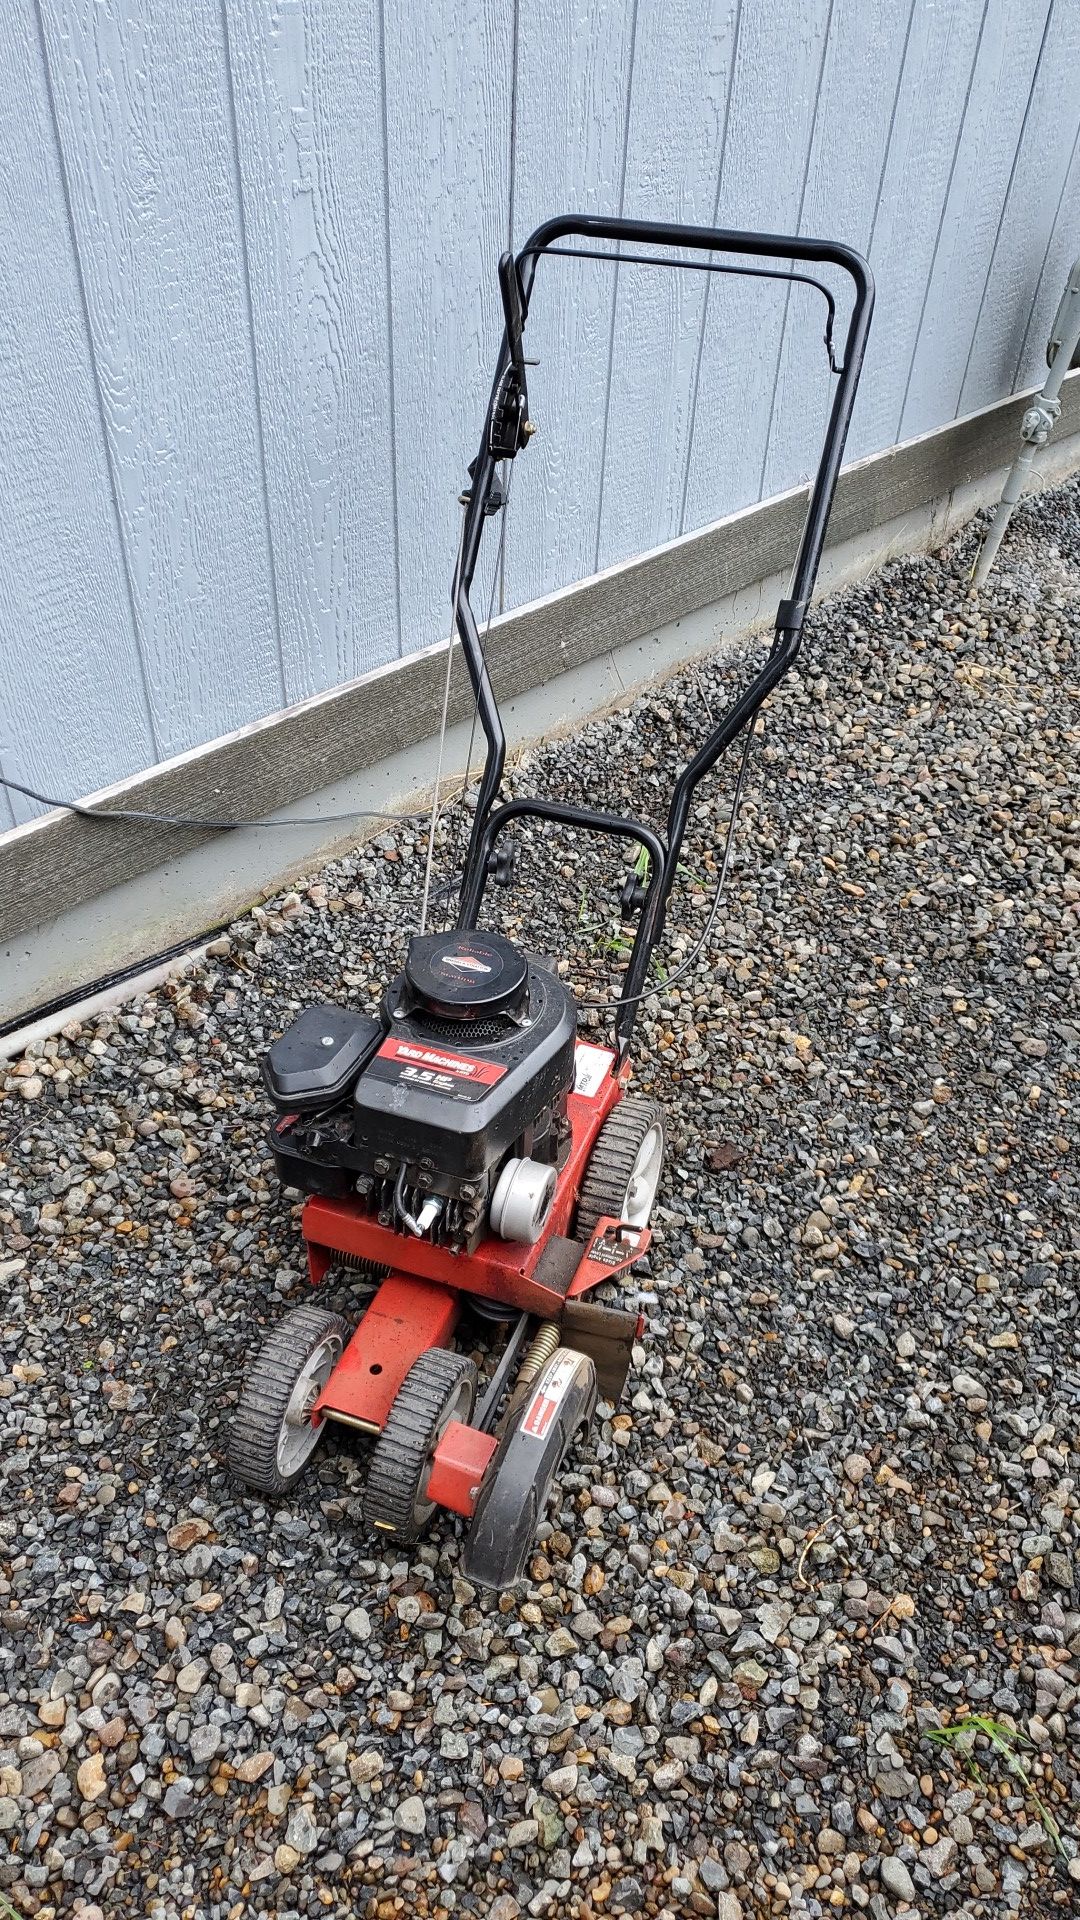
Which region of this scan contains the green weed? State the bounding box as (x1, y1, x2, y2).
(596, 932, 633, 960)
(924, 1714, 1068, 1860)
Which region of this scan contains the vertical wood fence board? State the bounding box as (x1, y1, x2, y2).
(0, 1, 153, 830)
(594, 0, 739, 575)
(37, 0, 283, 754)
(381, 0, 512, 655)
(846, 0, 985, 463)
(959, 3, 1080, 416)
(225, 0, 400, 699)
(681, 0, 834, 537)
(760, 0, 912, 502)
(504, 0, 639, 611)
(898, 0, 1055, 443)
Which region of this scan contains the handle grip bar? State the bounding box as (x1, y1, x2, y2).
(453, 216, 874, 1046)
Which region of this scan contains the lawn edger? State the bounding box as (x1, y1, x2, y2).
(227, 214, 873, 1590)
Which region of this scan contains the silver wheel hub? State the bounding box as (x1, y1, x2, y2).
(276, 1334, 343, 1478)
(623, 1122, 664, 1228)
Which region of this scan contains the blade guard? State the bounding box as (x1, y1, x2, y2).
(462, 1346, 598, 1591)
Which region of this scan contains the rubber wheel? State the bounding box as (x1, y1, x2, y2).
(362, 1347, 478, 1542)
(228, 1301, 349, 1496)
(575, 1097, 666, 1242)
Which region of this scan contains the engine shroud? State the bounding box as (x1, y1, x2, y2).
(265, 932, 577, 1251)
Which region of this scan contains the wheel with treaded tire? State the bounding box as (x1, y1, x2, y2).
(575, 1096, 665, 1242)
(228, 1301, 349, 1496)
(362, 1348, 478, 1541)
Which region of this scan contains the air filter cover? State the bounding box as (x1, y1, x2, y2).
(262, 1004, 382, 1109)
(404, 930, 528, 1019)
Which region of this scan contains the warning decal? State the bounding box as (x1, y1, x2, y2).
(588, 1226, 642, 1267)
(521, 1350, 580, 1441)
(573, 1042, 615, 1098)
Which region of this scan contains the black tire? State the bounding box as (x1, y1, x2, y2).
(228, 1301, 349, 1496)
(575, 1097, 666, 1243)
(362, 1348, 478, 1542)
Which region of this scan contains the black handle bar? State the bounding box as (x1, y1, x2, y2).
(452, 215, 874, 1048)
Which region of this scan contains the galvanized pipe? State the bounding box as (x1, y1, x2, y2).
(973, 257, 1080, 588)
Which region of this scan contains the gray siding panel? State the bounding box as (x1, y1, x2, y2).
(596, 0, 740, 574)
(382, 0, 514, 655)
(506, 0, 639, 608)
(681, 0, 835, 534)
(845, 0, 987, 462)
(224, 0, 400, 696)
(760, 0, 914, 500)
(0, 2, 154, 828)
(36, 0, 283, 752)
(3, 0, 1080, 821)
(964, 0, 1080, 406)
(900, 0, 1055, 441)
(1015, 106, 1080, 382)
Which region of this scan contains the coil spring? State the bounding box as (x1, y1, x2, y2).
(515, 1320, 560, 1392)
(334, 1253, 390, 1281)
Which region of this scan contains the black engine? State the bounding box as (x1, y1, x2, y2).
(263, 930, 578, 1252)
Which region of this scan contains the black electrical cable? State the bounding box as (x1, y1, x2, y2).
(4, 471, 517, 845)
(0, 773, 427, 831)
(6, 452, 755, 1036)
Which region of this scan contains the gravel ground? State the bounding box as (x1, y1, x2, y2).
(1, 478, 1078, 1920)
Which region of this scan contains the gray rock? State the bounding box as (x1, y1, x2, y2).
(952, 1371, 987, 1402)
(921, 1835, 958, 1876)
(756, 1600, 792, 1643)
(542, 1763, 578, 1797)
(394, 1794, 427, 1835)
(21, 1753, 60, 1797)
(507, 1818, 539, 1849)
(285, 1804, 320, 1856)
(188, 1723, 220, 1765)
(880, 1855, 916, 1902)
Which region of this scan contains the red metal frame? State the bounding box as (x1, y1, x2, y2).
(567, 1219, 652, 1297)
(305, 1045, 645, 1460)
(427, 1421, 500, 1516)
(313, 1273, 460, 1431)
